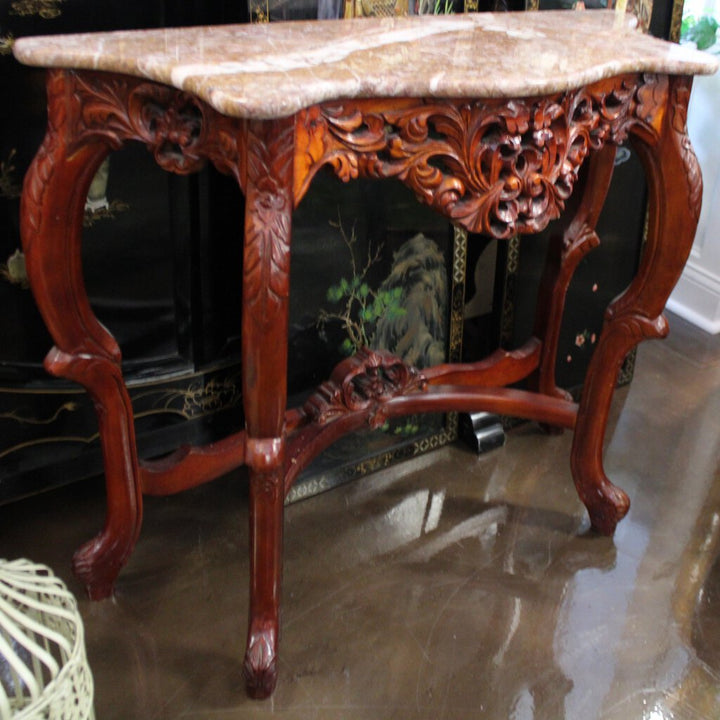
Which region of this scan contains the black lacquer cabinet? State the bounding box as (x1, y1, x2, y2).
(0, 0, 252, 502)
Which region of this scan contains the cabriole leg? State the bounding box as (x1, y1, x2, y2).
(240, 118, 294, 698)
(571, 76, 701, 534)
(20, 70, 142, 599)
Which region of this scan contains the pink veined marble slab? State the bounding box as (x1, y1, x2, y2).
(12, 10, 719, 120)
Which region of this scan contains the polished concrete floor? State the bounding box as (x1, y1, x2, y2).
(2, 314, 720, 719)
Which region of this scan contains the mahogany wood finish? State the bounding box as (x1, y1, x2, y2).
(532, 144, 618, 403)
(140, 433, 247, 496)
(20, 65, 702, 696)
(571, 74, 702, 534)
(20, 70, 142, 601)
(240, 116, 294, 698)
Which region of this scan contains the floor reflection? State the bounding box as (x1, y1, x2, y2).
(0, 313, 718, 719)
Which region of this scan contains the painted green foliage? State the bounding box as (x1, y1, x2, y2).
(319, 220, 406, 356)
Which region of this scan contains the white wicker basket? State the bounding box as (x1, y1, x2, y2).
(0, 559, 94, 719)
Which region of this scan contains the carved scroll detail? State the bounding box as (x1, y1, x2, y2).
(71, 72, 204, 173)
(635, 73, 669, 128)
(605, 311, 669, 343)
(67, 70, 246, 182)
(297, 74, 665, 238)
(670, 77, 703, 224)
(303, 348, 427, 427)
(21, 70, 122, 363)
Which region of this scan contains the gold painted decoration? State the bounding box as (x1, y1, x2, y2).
(500, 235, 520, 346)
(131, 373, 243, 420)
(627, 0, 653, 32)
(0, 368, 245, 464)
(82, 199, 130, 227)
(0, 149, 21, 199)
(0, 400, 78, 427)
(249, 0, 270, 23)
(0, 35, 14, 55)
(358, 0, 409, 15)
(10, 0, 64, 19)
(0, 249, 29, 288)
(343, 0, 407, 16)
(669, 0, 685, 42)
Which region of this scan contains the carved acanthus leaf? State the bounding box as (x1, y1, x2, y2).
(243, 119, 294, 328)
(21, 70, 68, 243)
(670, 77, 703, 224)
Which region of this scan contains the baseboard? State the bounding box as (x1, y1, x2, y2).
(667, 262, 720, 335)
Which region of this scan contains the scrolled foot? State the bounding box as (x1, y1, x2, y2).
(581, 478, 630, 536)
(72, 531, 131, 600)
(243, 625, 278, 699)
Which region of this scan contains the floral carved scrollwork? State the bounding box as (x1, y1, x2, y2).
(634, 73, 670, 133)
(303, 347, 427, 427)
(65, 70, 246, 182)
(72, 72, 206, 174)
(129, 86, 203, 173)
(297, 74, 666, 238)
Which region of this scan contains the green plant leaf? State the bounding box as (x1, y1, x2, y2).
(683, 15, 719, 50)
(681, 15, 695, 37)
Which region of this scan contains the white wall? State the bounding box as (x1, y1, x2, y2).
(666, 2, 720, 333)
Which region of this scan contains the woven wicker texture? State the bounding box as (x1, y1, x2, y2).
(0, 559, 94, 719)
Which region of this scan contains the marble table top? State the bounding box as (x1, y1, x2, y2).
(13, 11, 719, 120)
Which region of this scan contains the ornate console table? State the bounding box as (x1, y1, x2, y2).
(13, 11, 718, 697)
